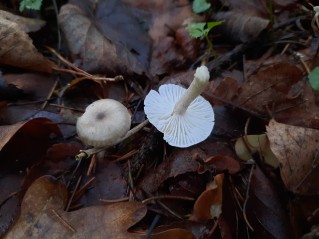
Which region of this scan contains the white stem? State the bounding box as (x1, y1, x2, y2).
(173, 66, 210, 115)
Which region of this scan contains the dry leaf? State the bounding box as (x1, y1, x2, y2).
(0, 10, 45, 32)
(191, 174, 223, 221)
(0, 17, 56, 73)
(58, 0, 152, 75)
(267, 119, 319, 195)
(215, 11, 270, 43)
(4, 176, 147, 239)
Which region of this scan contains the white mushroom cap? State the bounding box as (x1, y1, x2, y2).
(76, 99, 131, 147)
(144, 84, 214, 148)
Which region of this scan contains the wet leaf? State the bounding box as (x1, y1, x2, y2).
(0, 16, 56, 73)
(4, 176, 147, 239)
(267, 119, 319, 195)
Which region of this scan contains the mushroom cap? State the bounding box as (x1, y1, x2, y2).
(144, 84, 214, 148)
(76, 99, 131, 147)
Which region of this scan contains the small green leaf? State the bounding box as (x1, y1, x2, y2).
(192, 0, 211, 14)
(19, 0, 42, 12)
(206, 21, 224, 31)
(308, 67, 319, 91)
(185, 22, 207, 38)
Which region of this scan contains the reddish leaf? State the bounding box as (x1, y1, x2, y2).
(191, 174, 223, 222)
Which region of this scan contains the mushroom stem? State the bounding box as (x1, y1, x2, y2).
(75, 119, 150, 160)
(173, 66, 210, 115)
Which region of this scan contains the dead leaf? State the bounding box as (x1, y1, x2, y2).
(141, 148, 205, 193)
(58, 0, 152, 75)
(191, 174, 223, 222)
(215, 11, 270, 43)
(245, 165, 294, 239)
(4, 175, 147, 239)
(0, 10, 45, 32)
(205, 155, 241, 174)
(267, 119, 319, 195)
(0, 118, 61, 237)
(0, 17, 56, 73)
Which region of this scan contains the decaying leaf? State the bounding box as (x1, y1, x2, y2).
(267, 119, 319, 195)
(245, 165, 294, 239)
(0, 17, 56, 73)
(58, 0, 152, 75)
(140, 147, 206, 193)
(0, 10, 45, 32)
(191, 174, 223, 221)
(4, 176, 147, 239)
(215, 11, 270, 43)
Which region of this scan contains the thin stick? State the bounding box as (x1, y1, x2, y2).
(65, 175, 82, 212)
(87, 154, 97, 176)
(142, 195, 194, 204)
(76, 119, 150, 160)
(51, 209, 76, 233)
(73, 177, 96, 202)
(242, 164, 255, 231)
(99, 197, 129, 203)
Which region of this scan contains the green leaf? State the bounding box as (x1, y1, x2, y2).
(185, 22, 207, 38)
(19, 0, 42, 12)
(206, 21, 224, 31)
(308, 67, 319, 91)
(192, 0, 211, 14)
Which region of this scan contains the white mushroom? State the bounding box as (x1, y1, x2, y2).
(144, 66, 214, 148)
(76, 99, 131, 148)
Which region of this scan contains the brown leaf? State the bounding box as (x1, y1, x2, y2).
(4, 175, 147, 239)
(267, 119, 319, 195)
(0, 10, 45, 32)
(0, 118, 61, 152)
(140, 148, 205, 193)
(246, 165, 293, 239)
(215, 11, 270, 43)
(191, 174, 223, 222)
(58, 0, 152, 75)
(0, 17, 56, 73)
(0, 118, 62, 237)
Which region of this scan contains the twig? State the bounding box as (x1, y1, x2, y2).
(99, 197, 129, 203)
(142, 195, 194, 204)
(73, 177, 96, 202)
(51, 209, 76, 233)
(242, 164, 255, 231)
(76, 119, 150, 160)
(65, 175, 82, 212)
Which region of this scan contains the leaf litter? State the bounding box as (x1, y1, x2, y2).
(0, 0, 319, 238)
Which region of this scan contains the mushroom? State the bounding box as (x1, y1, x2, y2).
(144, 65, 214, 148)
(76, 99, 131, 148)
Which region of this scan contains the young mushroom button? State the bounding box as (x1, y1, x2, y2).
(144, 65, 214, 148)
(76, 99, 131, 148)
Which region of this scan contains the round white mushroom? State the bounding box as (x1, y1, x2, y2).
(76, 99, 131, 147)
(144, 66, 214, 148)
